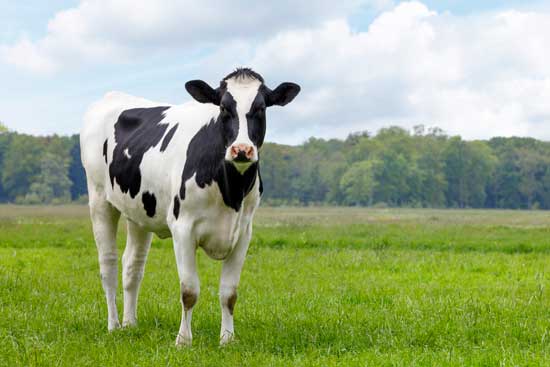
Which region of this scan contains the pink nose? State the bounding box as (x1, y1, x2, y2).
(230, 144, 254, 160)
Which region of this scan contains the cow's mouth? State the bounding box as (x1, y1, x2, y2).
(228, 158, 255, 174)
(233, 151, 251, 163)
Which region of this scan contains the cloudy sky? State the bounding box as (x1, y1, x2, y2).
(1, 0, 549, 144)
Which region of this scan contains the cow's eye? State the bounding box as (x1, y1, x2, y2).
(220, 106, 227, 114)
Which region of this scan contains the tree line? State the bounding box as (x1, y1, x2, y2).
(1, 124, 550, 209)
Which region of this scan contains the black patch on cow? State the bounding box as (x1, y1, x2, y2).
(179, 117, 259, 212)
(219, 92, 239, 147)
(173, 195, 180, 219)
(226, 291, 237, 316)
(180, 283, 197, 311)
(109, 106, 170, 198)
(102, 139, 108, 164)
(142, 191, 156, 217)
(258, 164, 263, 196)
(246, 92, 267, 147)
(160, 124, 178, 152)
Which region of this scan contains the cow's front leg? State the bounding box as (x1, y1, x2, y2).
(172, 224, 199, 347)
(88, 184, 121, 331)
(219, 223, 251, 346)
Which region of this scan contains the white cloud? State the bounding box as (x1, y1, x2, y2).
(3, 1, 550, 144)
(0, 0, 370, 74)
(202, 1, 550, 143)
(1, 37, 56, 73)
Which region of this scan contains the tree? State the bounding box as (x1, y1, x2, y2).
(68, 135, 88, 199)
(416, 134, 447, 207)
(516, 148, 550, 209)
(19, 152, 72, 204)
(444, 138, 496, 208)
(340, 160, 378, 206)
(1, 134, 44, 200)
(0, 131, 13, 201)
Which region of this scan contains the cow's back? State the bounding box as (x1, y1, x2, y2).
(81, 92, 222, 235)
(81, 92, 162, 189)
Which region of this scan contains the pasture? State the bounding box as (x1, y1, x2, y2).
(2, 206, 550, 366)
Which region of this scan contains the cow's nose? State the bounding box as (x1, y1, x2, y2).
(231, 144, 254, 162)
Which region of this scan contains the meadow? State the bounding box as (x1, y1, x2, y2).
(2, 205, 550, 366)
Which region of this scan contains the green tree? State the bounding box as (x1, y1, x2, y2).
(416, 133, 447, 207)
(0, 121, 8, 133)
(340, 160, 378, 206)
(20, 152, 72, 204)
(261, 143, 298, 204)
(444, 138, 496, 208)
(0, 131, 13, 201)
(68, 135, 88, 199)
(516, 148, 550, 209)
(369, 127, 416, 205)
(1, 134, 44, 200)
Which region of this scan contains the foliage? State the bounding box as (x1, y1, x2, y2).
(17, 152, 72, 204)
(1, 133, 44, 199)
(68, 135, 87, 200)
(0, 126, 550, 208)
(260, 125, 549, 209)
(340, 160, 377, 205)
(0, 121, 8, 133)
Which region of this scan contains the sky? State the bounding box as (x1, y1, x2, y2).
(1, 0, 549, 145)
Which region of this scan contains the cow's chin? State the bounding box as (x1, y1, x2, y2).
(227, 159, 255, 174)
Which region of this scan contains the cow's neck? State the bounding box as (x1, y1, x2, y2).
(217, 160, 258, 211)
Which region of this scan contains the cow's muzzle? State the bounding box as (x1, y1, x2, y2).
(230, 144, 254, 163)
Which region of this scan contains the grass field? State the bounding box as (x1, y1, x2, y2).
(2, 205, 550, 366)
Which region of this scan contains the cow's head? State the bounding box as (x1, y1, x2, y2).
(185, 68, 300, 173)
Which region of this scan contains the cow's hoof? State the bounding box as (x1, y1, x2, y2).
(122, 319, 137, 328)
(108, 320, 121, 332)
(220, 331, 235, 346)
(175, 334, 192, 348)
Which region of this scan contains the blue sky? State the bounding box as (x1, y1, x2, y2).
(1, 1, 549, 144)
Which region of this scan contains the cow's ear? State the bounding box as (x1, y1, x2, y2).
(266, 82, 301, 107)
(185, 80, 220, 105)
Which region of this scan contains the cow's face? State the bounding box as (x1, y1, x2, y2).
(185, 68, 300, 173)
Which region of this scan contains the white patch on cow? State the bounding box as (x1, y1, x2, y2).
(223, 77, 261, 163)
(123, 148, 131, 159)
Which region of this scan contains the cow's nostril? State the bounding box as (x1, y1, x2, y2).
(245, 146, 254, 159)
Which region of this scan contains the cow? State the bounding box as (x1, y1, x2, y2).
(80, 68, 300, 346)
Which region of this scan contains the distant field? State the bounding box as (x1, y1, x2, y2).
(2, 205, 550, 366)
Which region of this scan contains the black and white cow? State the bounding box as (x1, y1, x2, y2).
(80, 68, 300, 346)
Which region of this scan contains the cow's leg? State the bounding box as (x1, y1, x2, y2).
(122, 219, 152, 327)
(88, 184, 121, 331)
(171, 223, 199, 347)
(219, 223, 252, 345)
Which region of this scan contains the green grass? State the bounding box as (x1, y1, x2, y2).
(2, 206, 550, 366)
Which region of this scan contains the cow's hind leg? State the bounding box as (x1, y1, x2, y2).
(122, 220, 152, 327)
(88, 185, 121, 331)
(219, 223, 251, 345)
